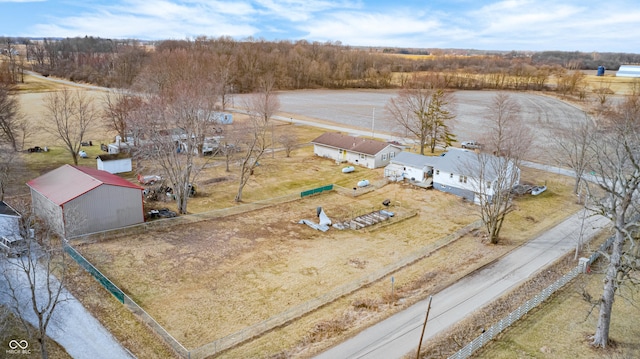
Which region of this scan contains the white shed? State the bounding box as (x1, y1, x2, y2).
(97, 154, 133, 174)
(27, 165, 145, 237)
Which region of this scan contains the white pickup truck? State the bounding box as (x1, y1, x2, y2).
(461, 140, 482, 149)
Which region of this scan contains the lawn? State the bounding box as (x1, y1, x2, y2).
(476, 255, 640, 359)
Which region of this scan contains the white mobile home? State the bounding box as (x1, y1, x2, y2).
(311, 132, 403, 169)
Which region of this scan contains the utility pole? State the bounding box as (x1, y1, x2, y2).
(371, 107, 375, 138)
(416, 296, 433, 359)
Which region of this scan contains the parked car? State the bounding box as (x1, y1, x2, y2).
(461, 140, 482, 149)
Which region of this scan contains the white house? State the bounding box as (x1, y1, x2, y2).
(97, 154, 133, 174)
(311, 132, 403, 169)
(432, 148, 520, 202)
(0, 201, 21, 237)
(27, 165, 145, 237)
(384, 151, 435, 187)
(384, 148, 520, 202)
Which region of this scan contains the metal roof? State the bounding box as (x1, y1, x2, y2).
(26, 165, 143, 206)
(390, 151, 440, 168)
(311, 132, 401, 155)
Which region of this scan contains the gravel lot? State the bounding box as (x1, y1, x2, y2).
(244, 89, 587, 163)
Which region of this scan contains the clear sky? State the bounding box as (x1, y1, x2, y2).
(1, 0, 638, 52)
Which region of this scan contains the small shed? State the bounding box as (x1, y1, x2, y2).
(0, 201, 21, 237)
(97, 153, 133, 174)
(27, 165, 144, 237)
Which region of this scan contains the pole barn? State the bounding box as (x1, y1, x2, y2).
(27, 165, 145, 237)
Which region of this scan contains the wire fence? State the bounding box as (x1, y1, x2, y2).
(63, 183, 481, 358)
(447, 235, 615, 359)
(63, 239, 190, 358)
(190, 219, 482, 358)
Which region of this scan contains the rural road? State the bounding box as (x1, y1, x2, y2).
(315, 210, 609, 359)
(0, 257, 133, 359)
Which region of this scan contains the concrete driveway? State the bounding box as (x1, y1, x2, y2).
(1, 257, 133, 359)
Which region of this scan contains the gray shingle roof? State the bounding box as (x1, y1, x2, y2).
(311, 132, 401, 155)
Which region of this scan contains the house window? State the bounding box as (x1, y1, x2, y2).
(360, 154, 365, 159)
(463, 176, 468, 183)
(450, 173, 453, 179)
(435, 169, 440, 175)
(390, 152, 395, 158)
(487, 181, 491, 189)
(459, 175, 463, 182)
(382, 153, 387, 160)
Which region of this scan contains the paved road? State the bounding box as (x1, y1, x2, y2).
(315, 210, 609, 359)
(1, 257, 133, 359)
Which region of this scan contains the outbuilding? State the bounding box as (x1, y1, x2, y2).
(96, 153, 133, 174)
(616, 65, 640, 78)
(27, 165, 145, 237)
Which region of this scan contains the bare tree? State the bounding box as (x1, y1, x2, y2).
(235, 77, 280, 202)
(469, 93, 531, 244)
(278, 131, 298, 158)
(43, 89, 99, 165)
(136, 82, 219, 214)
(1, 202, 67, 359)
(102, 90, 142, 142)
(551, 112, 597, 195)
(0, 83, 29, 152)
(587, 94, 640, 348)
(386, 87, 456, 154)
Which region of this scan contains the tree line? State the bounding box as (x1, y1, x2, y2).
(3, 36, 640, 92)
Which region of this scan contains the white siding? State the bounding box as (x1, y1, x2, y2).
(314, 145, 342, 161)
(97, 158, 132, 174)
(0, 215, 20, 237)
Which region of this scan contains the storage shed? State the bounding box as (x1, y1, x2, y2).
(27, 165, 145, 237)
(96, 153, 132, 174)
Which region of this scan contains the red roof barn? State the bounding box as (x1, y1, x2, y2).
(27, 165, 144, 237)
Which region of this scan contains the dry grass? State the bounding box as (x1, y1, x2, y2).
(70, 163, 580, 357)
(475, 241, 640, 358)
(1, 305, 72, 358)
(9, 73, 595, 358)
